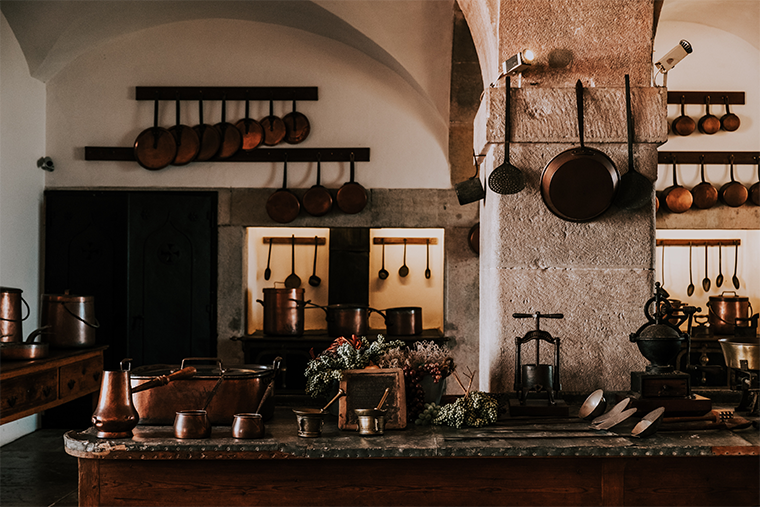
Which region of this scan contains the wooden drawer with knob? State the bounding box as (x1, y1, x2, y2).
(59, 355, 103, 399)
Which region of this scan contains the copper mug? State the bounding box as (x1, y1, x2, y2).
(174, 410, 211, 439)
(232, 413, 265, 439)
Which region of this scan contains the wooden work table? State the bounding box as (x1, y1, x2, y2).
(1, 346, 106, 425)
(65, 398, 759, 507)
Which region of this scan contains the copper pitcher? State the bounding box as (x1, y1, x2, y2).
(92, 359, 139, 438)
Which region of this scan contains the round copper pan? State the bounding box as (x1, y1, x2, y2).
(260, 100, 286, 146)
(134, 99, 177, 171)
(336, 154, 367, 214)
(266, 158, 300, 223)
(282, 100, 310, 144)
(719, 156, 748, 208)
(168, 98, 200, 166)
(235, 98, 264, 151)
(540, 81, 618, 222)
(691, 156, 718, 209)
(215, 96, 242, 159)
(302, 157, 332, 216)
(671, 96, 695, 137)
(192, 98, 221, 161)
(660, 159, 692, 213)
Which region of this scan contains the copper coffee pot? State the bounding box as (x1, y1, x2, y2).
(92, 359, 139, 438)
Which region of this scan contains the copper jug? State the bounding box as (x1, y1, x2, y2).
(1, 287, 29, 343)
(92, 359, 139, 438)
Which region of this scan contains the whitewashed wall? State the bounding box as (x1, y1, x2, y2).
(44, 19, 452, 190)
(0, 13, 46, 446)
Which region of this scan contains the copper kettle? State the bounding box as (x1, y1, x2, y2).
(92, 359, 139, 438)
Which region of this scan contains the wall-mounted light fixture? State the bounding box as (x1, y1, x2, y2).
(654, 40, 692, 87)
(37, 156, 54, 172)
(502, 50, 534, 76)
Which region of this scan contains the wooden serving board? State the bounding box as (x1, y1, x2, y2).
(338, 368, 406, 430)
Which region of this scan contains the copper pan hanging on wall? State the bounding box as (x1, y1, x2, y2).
(134, 98, 177, 170)
(540, 80, 619, 222)
(168, 96, 200, 166)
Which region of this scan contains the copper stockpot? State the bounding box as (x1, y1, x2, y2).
(707, 292, 753, 335)
(307, 303, 380, 338)
(130, 358, 279, 425)
(256, 288, 305, 336)
(41, 292, 99, 348)
(377, 307, 423, 336)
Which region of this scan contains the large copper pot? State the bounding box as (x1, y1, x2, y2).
(308, 303, 381, 338)
(41, 292, 99, 348)
(257, 288, 305, 336)
(708, 292, 752, 335)
(130, 358, 279, 425)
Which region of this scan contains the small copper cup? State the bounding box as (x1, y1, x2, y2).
(232, 413, 265, 439)
(174, 410, 211, 439)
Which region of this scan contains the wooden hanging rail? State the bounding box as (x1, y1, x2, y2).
(656, 239, 741, 247)
(666, 91, 745, 105)
(373, 238, 438, 245)
(85, 147, 370, 163)
(658, 151, 759, 165)
(135, 86, 318, 101)
(263, 237, 326, 245)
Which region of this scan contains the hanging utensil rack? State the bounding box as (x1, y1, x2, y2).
(658, 151, 758, 165)
(666, 92, 745, 105)
(373, 238, 438, 245)
(656, 239, 741, 247)
(85, 86, 371, 163)
(262, 237, 326, 245)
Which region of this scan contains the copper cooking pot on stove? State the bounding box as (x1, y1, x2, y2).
(707, 292, 753, 335)
(256, 288, 305, 336)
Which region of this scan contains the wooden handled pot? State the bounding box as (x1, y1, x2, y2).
(336, 153, 368, 214)
(134, 99, 177, 170)
(719, 155, 748, 207)
(671, 96, 695, 136)
(215, 96, 242, 159)
(193, 97, 221, 161)
(661, 158, 692, 213)
(168, 96, 200, 166)
(235, 97, 264, 151)
(698, 96, 721, 135)
(540, 80, 619, 222)
(691, 155, 718, 209)
(265, 156, 301, 223)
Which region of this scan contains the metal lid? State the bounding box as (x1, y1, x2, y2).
(0, 287, 23, 293)
(709, 292, 748, 302)
(42, 293, 94, 302)
(130, 363, 273, 380)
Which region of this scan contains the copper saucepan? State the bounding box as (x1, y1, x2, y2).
(235, 97, 264, 151)
(265, 156, 300, 223)
(719, 155, 748, 207)
(283, 100, 310, 144)
(698, 96, 721, 135)
(661, 158, 692, 213)
(691, 155, 718, 209)
(260, 100, 286, 146)
(134, 99, 177, 170)
(336, 153, 368, 214)
(670, 96, 695, 137)
(215, 96, 242, 159)
(193, 97, 221, 161)
(168, 97, 200, 166)
(302, 155, 333, 217)
(720, 96, 740, 132)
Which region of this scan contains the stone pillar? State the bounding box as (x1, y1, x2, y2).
(469, 0, 667, 392)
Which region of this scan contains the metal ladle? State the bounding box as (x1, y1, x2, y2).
(687, 242, 695, 297)
(308, 236, 321, 287)
(702, 245, 711, 292)
(716, 244, 724, 288)
(424, 239, 431, 279)
(378, 241, 389, 280)
(285, 235, 301, 288)
(732, 243, 740, 289)
(398, 239, 409, 277)
(264, 238, 273, 281)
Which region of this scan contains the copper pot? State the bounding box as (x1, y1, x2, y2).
(41, 292, 99, 348)
(0, 287, 29, 343)
(130, 358, 280, 425)
(707, 292, 752, 335)
(256, 288, 305, 336)
(309, 303, 380, 338)
(91, 359, 139, 438)
(378, 307, 423, 336)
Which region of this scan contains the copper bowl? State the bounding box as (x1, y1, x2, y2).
(232, 413, 265, 439)
(174, 410, 211, 439)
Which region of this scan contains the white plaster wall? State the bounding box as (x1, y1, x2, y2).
(44, 18, 451, 190)
(0, 13, 46, 446)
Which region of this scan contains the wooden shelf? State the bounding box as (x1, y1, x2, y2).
(373, 238, 438, 245)
(135, 86, 318, 101)
(667, 91, 745, 105)
(85, 147, 371, 163)
(656, 239, 741, 247)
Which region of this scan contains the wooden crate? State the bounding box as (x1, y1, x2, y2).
(338, 368, 406, 430)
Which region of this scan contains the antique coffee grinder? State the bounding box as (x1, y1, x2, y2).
(628, 283, 711, 415)
(511, 312, 568, 416)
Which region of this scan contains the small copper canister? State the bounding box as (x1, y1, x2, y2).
(0, 287, 28, 343)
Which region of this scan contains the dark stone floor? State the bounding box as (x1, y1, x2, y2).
(1, 429, 78, 507)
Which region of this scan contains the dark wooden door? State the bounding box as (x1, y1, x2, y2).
(44, 190, 217, 370)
